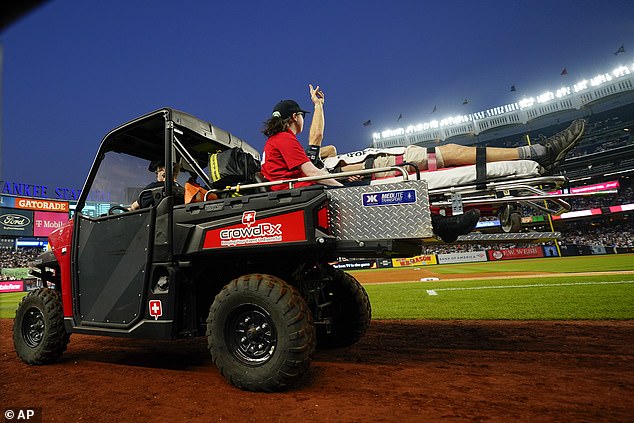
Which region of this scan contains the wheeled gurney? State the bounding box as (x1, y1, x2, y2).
(207, 161, 616, 246)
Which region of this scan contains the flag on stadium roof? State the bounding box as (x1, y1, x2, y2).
(362, 119, 372, 127)
(560, 67, 568, 76)
(614, 44, 626, 55)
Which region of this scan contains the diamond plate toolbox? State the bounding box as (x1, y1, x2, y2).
(327, 181, 432, 241)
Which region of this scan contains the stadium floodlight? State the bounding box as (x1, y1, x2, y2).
(371, 61, 634, 143)
(518, 97, 535, 109)
(556, 87, 571, 98)
(612, 66, 630, 78)
(573, 80, 589, 93)
(590, 73, 612, 87)
(537, 91, 555, 104)
(405, 124, 424, 134)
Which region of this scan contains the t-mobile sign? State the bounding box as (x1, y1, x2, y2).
(33, 211, 69, 237)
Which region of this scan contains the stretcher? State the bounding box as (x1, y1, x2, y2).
(206, 161, 616, 245)
(370, 160, 570, 233)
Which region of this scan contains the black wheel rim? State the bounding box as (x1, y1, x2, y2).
(226, 304, 277, 365)
(22, 307, 45, 348)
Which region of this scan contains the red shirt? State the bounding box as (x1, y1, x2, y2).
(262, 130, 315, 191)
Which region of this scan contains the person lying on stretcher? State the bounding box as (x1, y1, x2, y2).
(261, 84, 585, 242)
(315, 121, 585, 177)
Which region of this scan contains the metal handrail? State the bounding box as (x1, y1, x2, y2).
(205, 165, 413, 199)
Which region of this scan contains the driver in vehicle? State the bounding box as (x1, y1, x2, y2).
(129, 161, 184, 210)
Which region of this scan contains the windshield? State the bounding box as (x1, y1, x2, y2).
(79, 151, 192, 217)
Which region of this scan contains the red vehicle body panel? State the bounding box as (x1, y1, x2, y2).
(47, 219, 74, 317)
(203, 210, 307, 249)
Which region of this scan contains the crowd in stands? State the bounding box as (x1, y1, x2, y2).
(0, 248, 43, 273)
(422, 220, 634, 254)
(563, 222, 634, 248)
(568, 185, 633, 209)
(516, 182, 633, 217)
(495, 115, 633, 158)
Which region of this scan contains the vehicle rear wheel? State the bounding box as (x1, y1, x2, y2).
(13, 288, 70, 364)
(206, 274, 315, 392)
(317, 269, 372, 348)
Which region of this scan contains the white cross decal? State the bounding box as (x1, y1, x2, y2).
(149, 300, 162, 320)
(242, 211, 257, 226)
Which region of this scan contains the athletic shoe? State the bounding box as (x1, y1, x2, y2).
(537, 119, 585, 173)
(431, 209, 481, 243)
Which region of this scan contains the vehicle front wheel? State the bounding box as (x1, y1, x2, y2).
(206, 274, 315, 392)
(13, 288, 70, 364)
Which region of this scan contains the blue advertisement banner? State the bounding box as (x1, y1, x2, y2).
(362, 189, 416, 207)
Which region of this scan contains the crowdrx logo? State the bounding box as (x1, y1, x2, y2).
(203, 210, 306, 249)
(218, 211, 283, 246)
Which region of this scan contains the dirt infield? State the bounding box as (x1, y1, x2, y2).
(2, 268, 634, 422)
(2, 319, 633, 422)
(350, 266, 634, 284)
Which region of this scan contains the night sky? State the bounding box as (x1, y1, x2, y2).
(2, 0, 633, 192)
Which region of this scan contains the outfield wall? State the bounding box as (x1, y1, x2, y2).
(0, 275, 41, 293)
(333, 244, 634, 269)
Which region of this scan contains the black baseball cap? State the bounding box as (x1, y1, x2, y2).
(272, 99, 310, 119)
(148, 160, 180, 173)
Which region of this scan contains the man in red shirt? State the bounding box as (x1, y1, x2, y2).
(261, 85, 480, 242)
(261, 84, 342, 191)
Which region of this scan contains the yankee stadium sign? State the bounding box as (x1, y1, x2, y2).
(2, 181, 82, 200)
(2, 180, 110, 202)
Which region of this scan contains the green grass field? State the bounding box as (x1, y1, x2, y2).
(0, 292, 27, 319)
(1, 254, 633, 320)
(364, 274, 634, 320)
(357, 254, 634, 320)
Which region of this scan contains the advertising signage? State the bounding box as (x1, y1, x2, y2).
(0, 280, 25, 293)
(0, 208, 34, 237)
(33, 211, 70, 237)
(1, 195, 69, 213)
(15, 197, 69, 213)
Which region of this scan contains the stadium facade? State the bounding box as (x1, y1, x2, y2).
(371, 63, 634, 150)
(370, 63, 634, 237)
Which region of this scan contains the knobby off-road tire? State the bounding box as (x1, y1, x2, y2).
(13, 288, 70, 364)
(207, 274, 315, 392)
(317, 269, 372, 349)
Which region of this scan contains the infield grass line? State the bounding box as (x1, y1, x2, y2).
(425, 279, 634, 296)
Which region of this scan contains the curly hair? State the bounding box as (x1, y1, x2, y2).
(262, 115, 293, 137)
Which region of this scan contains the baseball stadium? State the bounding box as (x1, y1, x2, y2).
(2, 60, 633, 421)
(1, 3, 634, 420)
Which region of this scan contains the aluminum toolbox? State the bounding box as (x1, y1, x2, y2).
(327, 181, 432, 241)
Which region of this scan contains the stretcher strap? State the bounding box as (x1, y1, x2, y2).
(475, 146, 487, 190)
(427, 147, 437, 171)
(364, 156, 376, 179)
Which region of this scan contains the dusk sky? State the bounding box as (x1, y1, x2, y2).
(2, 0, 634, 192)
